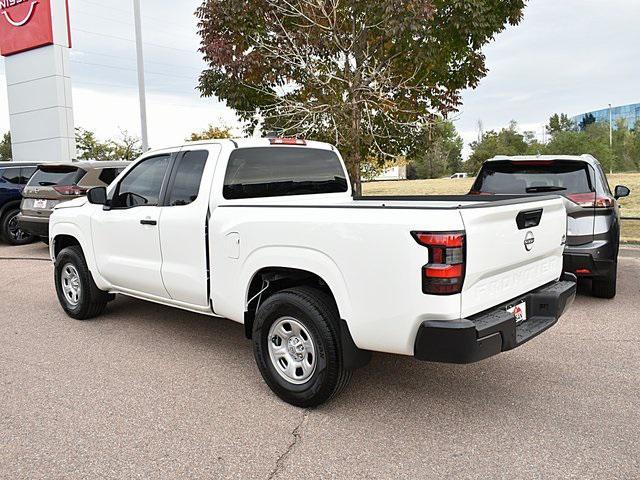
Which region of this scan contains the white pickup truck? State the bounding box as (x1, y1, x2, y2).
(49, 138, 576, 407)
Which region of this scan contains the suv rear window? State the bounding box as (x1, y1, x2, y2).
(28, 166, 85, 187)
(223, 147, 348, 199)
(98, 167, 124, 185)
(472, 161, 593, 195)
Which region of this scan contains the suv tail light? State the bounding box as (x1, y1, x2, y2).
(53, 185, 87, 196)
(411, 232, 466, 295)
(269, 138, 307, 146)
(566, 193, 613, 208)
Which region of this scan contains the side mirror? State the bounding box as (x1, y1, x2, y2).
(87, 186, 107, 205)
(614, 185, 630, 200)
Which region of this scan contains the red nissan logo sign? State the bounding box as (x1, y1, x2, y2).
(0, 0, 54, 56)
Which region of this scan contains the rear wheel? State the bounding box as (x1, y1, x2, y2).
(0, 210, 35, 245)
(252, 287, 351, 407)
(592, 262, 617, 299)
(55, 246, 109, 319)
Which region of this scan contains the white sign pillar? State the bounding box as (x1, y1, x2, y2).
(1, 0, 75, 163)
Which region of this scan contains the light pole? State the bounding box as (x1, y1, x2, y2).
(608, 103, 613, 174)
(133, 0, 149, 151)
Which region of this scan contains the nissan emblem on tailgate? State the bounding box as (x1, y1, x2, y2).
(524, 231, 535, 251)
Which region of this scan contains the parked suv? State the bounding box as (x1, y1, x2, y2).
(18, 161, 130, 241)
(0, 162, 39, 245)
(471, 155, 630, 298)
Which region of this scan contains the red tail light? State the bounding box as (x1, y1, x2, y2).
(412, 231, 465, 295)
(269, 138, 307, 146)
(566, 193, 613, 208)
(53, 185, 87, 196)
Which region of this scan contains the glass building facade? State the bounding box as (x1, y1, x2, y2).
(572, 103, 640, 130)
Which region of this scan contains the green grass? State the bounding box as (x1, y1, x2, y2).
(362, 172, 640, 243)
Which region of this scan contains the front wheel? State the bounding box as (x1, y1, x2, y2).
(55, 246, 110, 319)
(252, 287, 351, 407)
(0, 210, 35, 245)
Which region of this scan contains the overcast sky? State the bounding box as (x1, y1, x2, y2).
(0, 0, 638, 158)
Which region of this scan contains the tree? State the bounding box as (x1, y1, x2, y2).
(0, 132, 11, 161)
(75, 128, 143, 161)
(188, 124, 233, 141)
(196, 0, 526, 194)
(578, 113, 596, 131)
(466, 121, 530, 173)
(110, 129, 144, 161)
(631, 121, 640, 171)
(546, 113, 574, 136)
(409, 120, 463, 178)
(543, 122, 616, 171)
(75, 127, 112, 161)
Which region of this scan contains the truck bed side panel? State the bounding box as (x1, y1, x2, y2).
(210, 206, 465, 356)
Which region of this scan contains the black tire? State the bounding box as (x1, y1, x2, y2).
(0, 209, 35, 246)
(252, 286, 351, 408)
(41, 237, 50, 245)
(54, 246, 109, 320)
(592, 262, 617, 299)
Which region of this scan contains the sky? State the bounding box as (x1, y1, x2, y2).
(0, 0, 639, 158)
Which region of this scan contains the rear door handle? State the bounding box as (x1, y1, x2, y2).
(140, 219, 157, 226)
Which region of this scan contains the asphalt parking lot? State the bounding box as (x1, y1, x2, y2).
(1, 243, 639, 479)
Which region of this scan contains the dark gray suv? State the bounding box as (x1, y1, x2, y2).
(471, 154, 630, 299)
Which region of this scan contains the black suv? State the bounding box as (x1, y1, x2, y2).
(0, 162, 38, 245)
(471, 155, 630, 299)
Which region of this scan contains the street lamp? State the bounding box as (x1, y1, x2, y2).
(608, 103, 613, 174)
(133, 0, 149, 152)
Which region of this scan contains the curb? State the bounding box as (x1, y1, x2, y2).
(0, 256, 51, 262)
(620, 246, 640, 259)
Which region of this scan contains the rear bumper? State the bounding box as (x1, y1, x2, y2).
(414, 273, 577, 364)
(16, 214, 49, 238)
(563, 240, 616, 278)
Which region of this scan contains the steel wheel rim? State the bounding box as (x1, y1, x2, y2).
(61, 263, 81, 306)
(267, 316, 317, 385)
(7, 214, 28, 241)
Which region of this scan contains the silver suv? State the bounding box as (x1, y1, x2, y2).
(18, 161, 130, 242)
(471, 154, 630, 298)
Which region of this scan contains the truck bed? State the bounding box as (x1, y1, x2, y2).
(352, 194, 560, 210)
(220, 194, 561, 210)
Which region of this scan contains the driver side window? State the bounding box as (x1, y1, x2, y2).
(111, 155, 171, 208)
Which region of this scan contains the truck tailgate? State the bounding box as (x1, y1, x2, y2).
(460, 197, 566, 318)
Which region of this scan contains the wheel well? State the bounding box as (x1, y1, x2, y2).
(53, 235, 81, 258)
(244, 267, 338, 338)
(244, 267, 371, 370)
(0, 201, 20, 221)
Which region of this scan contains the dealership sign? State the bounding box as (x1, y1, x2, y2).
(1, 0, 75, 164)
(0, 0, 56, 56)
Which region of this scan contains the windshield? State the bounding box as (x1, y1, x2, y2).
(471, 161, 593, 195)
(27, 166, 85, 187)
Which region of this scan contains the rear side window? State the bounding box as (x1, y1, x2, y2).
(20, 167, 37, 184)
(223, 147, 348, 199)
(1, 167, 21, 184)
(166, 150, 208, 206)
(112, 155, 170, 208)
(98, 167, 124, 185)
(472, 161, 593, 195)
(28, 166, 84, 187)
